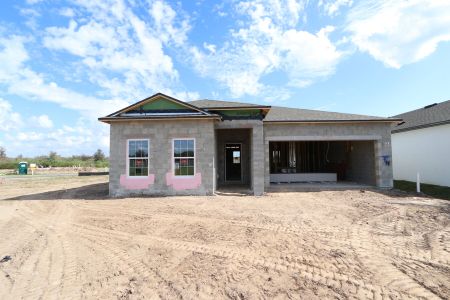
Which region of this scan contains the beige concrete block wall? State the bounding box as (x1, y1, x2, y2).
(108, 119, 393, 196)
(347, 141, 376, 185)
(263, 123, 394, 189)
(252, 124, 265, 195)
(109, 120, 215, 196)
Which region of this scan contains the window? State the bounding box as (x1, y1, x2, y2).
(233, 151, 240, 164)
(128, 140, 149, 176)
(173, 139, 195, 176)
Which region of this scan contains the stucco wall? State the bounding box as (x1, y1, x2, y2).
(109, 120, 215, 196)
(392, 124, 450, 187)
(263, 123, 393, 188)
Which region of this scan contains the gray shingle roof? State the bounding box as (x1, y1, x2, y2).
(392, 100, 450, 133)
(190, 99, 396, 122)
(264, 106, 391, 122)
(188, 99, 267, 108)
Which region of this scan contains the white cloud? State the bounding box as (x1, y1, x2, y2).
(59, 7, 75, 17)
(43, 0, 194, 101)
(0, 1, 196, 157)
(277, 26, 342, 87)
(0, 34, 130, 119)
(31, 115, 53, 128)
(16, 131, 43, 142)
(0, 35, 29, 82)
(26, 0, 43, 4)
(5, 118, 110, 157)
(203, 42, 216, 54)
(149, 0, 190, 45)
(190, 0, 342, 98)
(346, 0, 450, 68)
(319, 0, 353, 16)
(0, 98, 22, 131)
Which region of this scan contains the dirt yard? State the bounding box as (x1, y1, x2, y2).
(0, 176, 449, 299)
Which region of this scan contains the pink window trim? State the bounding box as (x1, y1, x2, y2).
(120, 174, 155, 190)
(166, 172, 202, 190)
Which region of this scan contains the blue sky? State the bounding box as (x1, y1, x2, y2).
(1, 0, 450, 157)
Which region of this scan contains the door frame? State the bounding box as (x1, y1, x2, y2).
(224, 142, 243, 183)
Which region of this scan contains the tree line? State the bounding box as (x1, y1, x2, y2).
(0, 146, 108, 169)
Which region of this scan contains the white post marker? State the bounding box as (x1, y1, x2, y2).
(416, 172, 421, 193)
(30, 163, 37, 176)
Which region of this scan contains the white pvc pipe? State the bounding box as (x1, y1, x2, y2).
(417, 172, 421, 193)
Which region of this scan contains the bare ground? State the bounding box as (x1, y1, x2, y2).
(0, 176, 449, 299)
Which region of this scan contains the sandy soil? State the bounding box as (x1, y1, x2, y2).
(0, 176, 449, 299)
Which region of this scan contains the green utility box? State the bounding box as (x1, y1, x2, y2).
(18, 162, 28, 175)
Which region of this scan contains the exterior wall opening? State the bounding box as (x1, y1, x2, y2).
(216, 129, 251, 188)
(225, 143, 242, 182)
(269, 141, 376, 185)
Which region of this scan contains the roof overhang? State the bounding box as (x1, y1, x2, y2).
(392, 119, 450, 134)
(99, 115, 221, 124)
(204, 105, 271, 110)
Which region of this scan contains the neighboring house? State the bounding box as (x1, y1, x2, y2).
(99, 93, 398, 196)
(391, 100, 450, 187)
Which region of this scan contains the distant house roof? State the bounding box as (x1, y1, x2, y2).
(191, 99, 398, 123)
(392, 100, 450, 133)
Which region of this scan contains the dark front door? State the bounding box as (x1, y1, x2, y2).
(225, 144, 242, 181)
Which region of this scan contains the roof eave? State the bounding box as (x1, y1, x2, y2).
(204, 106, 271, 110)
(392, 119, 450, 134)
(98, 115, 221, 123)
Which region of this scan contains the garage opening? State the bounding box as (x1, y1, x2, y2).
(269, 141, 376, 185)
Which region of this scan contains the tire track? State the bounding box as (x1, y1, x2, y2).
(350, 226, 441, 300)
(70, 226, 188, 299)
(73, 222, 423, 300)
(5, 202, 79, 299)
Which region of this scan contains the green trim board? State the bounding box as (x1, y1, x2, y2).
(104, 92, 213, 118)
(139, 97, 190, 111)
(214, 109, 262, 117)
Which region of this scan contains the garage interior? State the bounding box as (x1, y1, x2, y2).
(269, 140, 376, 185)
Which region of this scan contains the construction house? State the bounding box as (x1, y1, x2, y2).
(99, 93, 399, 196)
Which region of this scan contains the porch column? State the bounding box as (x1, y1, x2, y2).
(252, 124, 265, 195)
(375, 138, 394, 188)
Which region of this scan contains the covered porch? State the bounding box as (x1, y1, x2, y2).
(214, 120, 265, 196)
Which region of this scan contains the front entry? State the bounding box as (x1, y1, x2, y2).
(225, 143, 242, 181)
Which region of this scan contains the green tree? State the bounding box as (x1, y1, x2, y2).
(49, 151, 58, 161)
(93, 149, 105, 161)
(0, 146, 6, 159)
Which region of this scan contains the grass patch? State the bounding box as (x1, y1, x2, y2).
(394, 180, 450, 201)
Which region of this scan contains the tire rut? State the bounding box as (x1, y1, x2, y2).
(73, 222, 421, 300)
